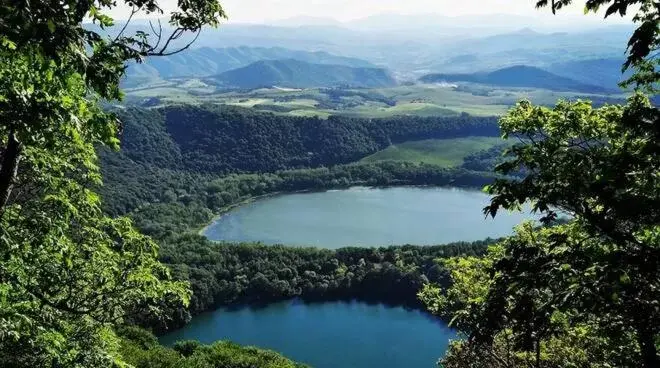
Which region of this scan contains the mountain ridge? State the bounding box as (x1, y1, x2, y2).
(419, 65, 610, 93)
(124, 46, 377, 87)
(546, 57, 631, 90)
(211, 59, 397, 89)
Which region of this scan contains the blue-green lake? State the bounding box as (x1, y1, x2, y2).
(203, 186, 533, 248)
(160, 300, 457, 368)
(174, 187, 534, 367)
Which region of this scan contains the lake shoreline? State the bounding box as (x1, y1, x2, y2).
(199, 185, 528, 248)
(197, 183, 486, 238)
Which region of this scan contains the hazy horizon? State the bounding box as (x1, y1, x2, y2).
(108, 0, 634, 29)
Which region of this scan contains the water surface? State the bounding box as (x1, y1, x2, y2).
(204, 187, 532, 248)
(160, 300, 456, 368)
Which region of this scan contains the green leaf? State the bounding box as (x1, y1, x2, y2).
(1, 37, 16, 50)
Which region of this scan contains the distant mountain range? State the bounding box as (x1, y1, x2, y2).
(123, 44, 626, 93)
(211, 59, 396, 89)
(102, 18, 633, 80)
(124, 47, 377, 87)
(419, 65, 610, 93)
(113, 20, 634, 92)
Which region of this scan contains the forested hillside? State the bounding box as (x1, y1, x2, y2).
(100, 106, 499, 217)
(212, 59, 397, 88)
(109, 105, 499, 174)
(99, 105, 501, 218)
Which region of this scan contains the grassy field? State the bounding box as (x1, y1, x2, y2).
(124, 81, 626, 118)
(370, 84, 624, 116)
(344, 102, 459, 118)
(361, 137, 507, 167)
(288, 109, 332, 118)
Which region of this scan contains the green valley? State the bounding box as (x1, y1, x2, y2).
(122, 82, 629, 119)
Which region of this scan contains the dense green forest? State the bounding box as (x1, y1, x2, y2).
(99, 104, 503, 225)
(101, 159, 499, 227)
(107, 105, 499, 174)
(150, 237, 495, 330)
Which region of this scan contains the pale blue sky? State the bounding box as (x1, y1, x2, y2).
(110, 0, 633, 25)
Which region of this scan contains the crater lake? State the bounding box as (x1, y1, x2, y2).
(203, 186, 533, 248)
(160, 300, 457, 368)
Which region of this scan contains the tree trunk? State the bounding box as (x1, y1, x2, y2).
(636, 320, 659, 368)
(535, 338, 541, 368)
(0, 131, 22, 216)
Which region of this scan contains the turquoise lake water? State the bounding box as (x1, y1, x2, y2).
(160, 300, 457, 368)
(203, 186, 533, 248)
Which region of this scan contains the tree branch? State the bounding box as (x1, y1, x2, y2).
(147, 19, 163, 53)
(149, 28, 202, 57)
(154, 27, 184, 55)
(112, 6, 139, 43)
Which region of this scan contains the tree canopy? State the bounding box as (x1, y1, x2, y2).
(421, 1, 659, 367)
(0, 0, 224, 365)
(0, 0, 226, 212)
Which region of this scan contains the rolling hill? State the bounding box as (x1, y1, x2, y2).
(123, 47, 377, 87)
(419, 65, 609, 93)
(546, 58, 631, 90)
(211, 59, 397, 89)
